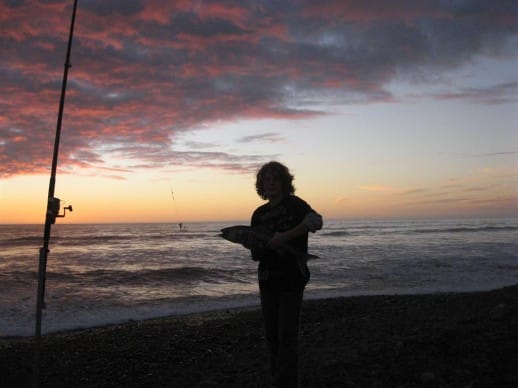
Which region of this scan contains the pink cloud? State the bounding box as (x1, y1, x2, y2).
(1, 0, 516, 178)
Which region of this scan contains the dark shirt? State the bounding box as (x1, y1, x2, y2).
(251, 195, 314, 291)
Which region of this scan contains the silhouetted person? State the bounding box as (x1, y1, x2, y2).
(250, 161, 323, 387)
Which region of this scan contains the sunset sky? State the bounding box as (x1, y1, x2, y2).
(1, 0, 517, 224)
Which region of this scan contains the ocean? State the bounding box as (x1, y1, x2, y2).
(1, 218, 517, 337)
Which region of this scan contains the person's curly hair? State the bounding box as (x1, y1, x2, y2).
(255, 161, 295, 200)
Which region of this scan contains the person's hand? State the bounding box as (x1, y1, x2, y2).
(303, 212, 323, 232)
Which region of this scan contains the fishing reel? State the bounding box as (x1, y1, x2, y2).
(47, 197, 73, 224)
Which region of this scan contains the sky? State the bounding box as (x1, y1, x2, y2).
(1, 0, 517, 224)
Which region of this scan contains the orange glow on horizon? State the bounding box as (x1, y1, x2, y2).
(2, 176, 516, 225)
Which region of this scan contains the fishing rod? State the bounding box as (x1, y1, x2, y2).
(33, 0, 78, 387)
(170, 185, 183, 230)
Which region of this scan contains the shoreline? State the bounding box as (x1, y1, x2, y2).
(2, 284, 517, 387)
(4, 283, 515, 340)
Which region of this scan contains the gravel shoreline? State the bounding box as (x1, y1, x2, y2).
(2, 284, 517, 387)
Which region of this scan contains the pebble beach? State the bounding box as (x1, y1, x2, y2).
(1, 283, 517, 387)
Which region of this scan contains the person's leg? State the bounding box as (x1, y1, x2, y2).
(260, 288, 280, 379)
(276, 290, 304, 388)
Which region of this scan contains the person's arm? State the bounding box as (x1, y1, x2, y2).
(267, 211, 323, 249)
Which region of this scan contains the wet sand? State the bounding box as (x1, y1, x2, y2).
(1, 284, 517, 387)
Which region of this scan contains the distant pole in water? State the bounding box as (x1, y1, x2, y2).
(33, 1, 78, 387)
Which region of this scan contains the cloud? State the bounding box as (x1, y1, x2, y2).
(179, 140, 219, 150)
(1, 0, 517, 177)
(335, 196, 347, 204)
(237, 132, 285, 144)
(434, 82, 518, 104)
(359, 185, 395, 193)
(474, 151, 518, 158)
(399, 188, 428, 196)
